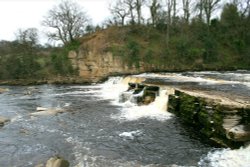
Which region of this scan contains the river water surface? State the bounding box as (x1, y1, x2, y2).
(0, 71, 249, 167)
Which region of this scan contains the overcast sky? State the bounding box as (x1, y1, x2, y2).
(0, 0, 111, 44)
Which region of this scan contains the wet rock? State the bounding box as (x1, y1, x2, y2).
(227, 125, 250, 142)
(223, 115, 241, 131)
(145, 86, 160, 93)
(45, 157, 69, 167)
(0, 116, 10, 127)
(140, 86, 159, 105)
(168, 89, 249, 148)
(143, 95, 155, 105)
(128, 83, 137, 90)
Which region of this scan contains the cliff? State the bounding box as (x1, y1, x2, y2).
(68, 27, 147, 82)
(68, 50, 143, 83)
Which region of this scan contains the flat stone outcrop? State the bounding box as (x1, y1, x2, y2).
(168, 89, 250, 148)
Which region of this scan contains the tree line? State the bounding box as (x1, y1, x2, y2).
(106, 0, 250, 69)
(0, 0, 86, 80)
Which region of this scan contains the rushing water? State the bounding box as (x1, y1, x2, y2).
(0, 71, 249, 167)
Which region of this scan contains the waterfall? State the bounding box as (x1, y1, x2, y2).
(100, 77, 128, 105)
(153, 87, 175, 112)
(103, 78, 173, 121)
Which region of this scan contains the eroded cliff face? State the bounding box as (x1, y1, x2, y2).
(69, 49, 148, 82)
(68, 29, 151, 82)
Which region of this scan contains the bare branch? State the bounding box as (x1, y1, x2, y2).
(42, 0, 90, 45)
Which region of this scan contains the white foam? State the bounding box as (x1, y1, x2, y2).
(113, 103, 172, 122)
(64, 103, 71, 107)
(112, 89, 172, 121)
(99, 77, 173, 121)
(100, 77, 128, 104)
(119, 130, 142, 140)
(199, 144, 250, 167)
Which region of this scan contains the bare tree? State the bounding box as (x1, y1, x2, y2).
(149, 0, 161, 26)
(135, 0, 145, 24)
(124, 0, 137, 24)
(182, 0, 192, 23)
(110, 0, 145, 25)
(103, 17, 119, 28)
(172, 0, 177, 24)
(166, 0, 174, 47)
(195, 0, 204, 21)
(109, 0, 130, 26)
(232, 0, 250, 16)
(42, 0, 90, 45)
(203, 0, 221, 25)
(15, 28, 39, 47)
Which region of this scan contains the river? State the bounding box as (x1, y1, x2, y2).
(0, 71, 249, 167)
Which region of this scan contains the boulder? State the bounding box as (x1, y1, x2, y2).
(45, 157, 69, 167)
(0, 116, 10, 127)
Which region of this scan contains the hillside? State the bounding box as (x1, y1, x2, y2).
(68, 23, 250, 82)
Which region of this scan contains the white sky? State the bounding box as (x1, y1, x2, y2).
(0, 0, 112, 44)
